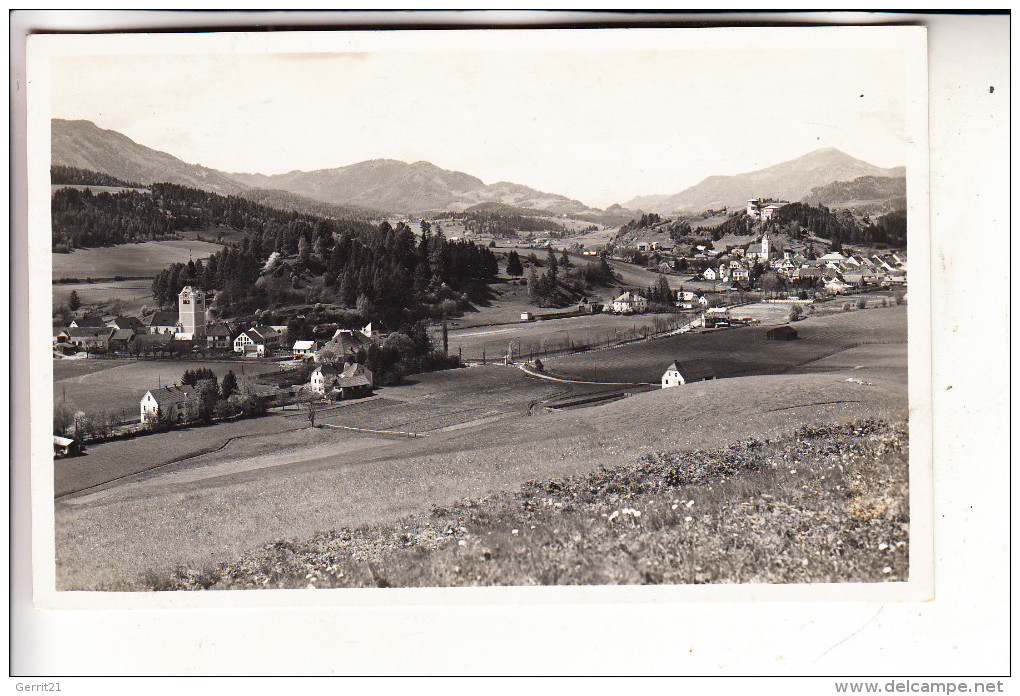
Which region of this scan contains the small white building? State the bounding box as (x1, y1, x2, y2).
(611, 291, 648, 314)
(661, 360, 717, 388)
(292, 339, 323, 358)
(140, 385, 200, 425)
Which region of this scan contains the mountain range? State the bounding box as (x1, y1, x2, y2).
(623, 148, 905, 214)
(51, 119, 904, 219)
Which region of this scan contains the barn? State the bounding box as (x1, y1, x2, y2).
(661, 359, 717, 388)
(766, 325, 799, 341)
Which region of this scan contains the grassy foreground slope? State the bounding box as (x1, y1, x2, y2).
(143, 418, 908, 589)
(56, 359, 906, 589)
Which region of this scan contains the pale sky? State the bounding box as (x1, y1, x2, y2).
(51, 39, 908, 208)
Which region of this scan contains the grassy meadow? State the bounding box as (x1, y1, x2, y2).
(52, 239, 222, 280)
(53, 358, 283, 418)
(139, 418, 910, 589)
(543, 304, 907, 383)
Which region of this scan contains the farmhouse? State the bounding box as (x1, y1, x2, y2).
(106, 315, 145, 333)
(766, 325, 799, 341)
(310, 362, 374, 399)
(611, 291, 648, 314)
(53, 435, 81, 458)
(661, 359, 717, 388)
(69, 312, 105, 329)
(314, 328, 374, 363)
(58, 327, 115, 351)
(140, 385, 200, 425)
(108, 328, 136, 351)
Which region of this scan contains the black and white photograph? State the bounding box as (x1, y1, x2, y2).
(11, 9, 1014, 682)
(30, 25, 932, 596)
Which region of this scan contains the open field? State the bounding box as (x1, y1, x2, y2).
(53, 358, 283, 416)
(55, 366, 558, 498)
(52, 239, 223, 280)
(447, 310, 691, 361)
(56, 355, 907, 589)
(52, 279, 155, 316)
(143, 419, 908, 589)
(542, 305, 907, 383)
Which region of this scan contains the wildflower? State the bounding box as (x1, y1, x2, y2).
(684, 516, 693, 522)
(608, 510, 620, 522)
(878, 542, 889, 551)
(686, 500, 695, 508)
(790, 469, 797, 474)
(671, 504, 678, 510)
(882, 567, 892, 574)
(511, 529, 519, 535)
(458, 540, 467, 546)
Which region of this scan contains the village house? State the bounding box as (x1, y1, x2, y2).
(611, 291, 648, 314)
(314, 327, 374, 363)
(140, 385, 200, 425)
(205, 323, 233, 350)
(702, 267, 718, 281)
(57, 326, 115, 351)
(108, 328, 136, 352)
(661, 359, 717, 388)
(106, 315, 145, 333)
(292, 339, 323, 358)
(310, 362, 374, 399)
(825, 277, 851, 294)
(69, 312, 105, 329)
(676, 291, 709, 310)
(233, 325, 280, 357)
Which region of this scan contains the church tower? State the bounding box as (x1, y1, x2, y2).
(178, 286, 207, 338)
(761, 232, 771, 260)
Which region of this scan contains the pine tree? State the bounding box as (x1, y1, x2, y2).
(68, 290, 81, 311)
(220, 370, 238, 399)
(506, 250, 524, 276)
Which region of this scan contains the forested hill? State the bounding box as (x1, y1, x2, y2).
(700, 203, 906, 250)
(771, 203, 906, 249)
(51, 165, 142, 188)
(53, 180, 500, 327)
(51, 182, 361, 249)
(151, 217, 499, 326)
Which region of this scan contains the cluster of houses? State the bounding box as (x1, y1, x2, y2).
(54, 285, 384, 363)
(699, 233, 907, 293)
(135, 326, 379, 428)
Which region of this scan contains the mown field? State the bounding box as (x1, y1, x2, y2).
(543, 305, 907, 383)
(143, 419, 909, 589)
(446, 310, 692, 362)
(53, 358, 283, 416)
(52, 239, 222, 280)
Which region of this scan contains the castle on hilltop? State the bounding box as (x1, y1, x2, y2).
(746, 198, 788, 222)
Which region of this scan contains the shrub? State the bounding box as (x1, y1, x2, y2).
(856, 297, 867, 309)
(788, 305, 802, 322)
(842, 302, 853, 312)
(893, 291, 906, 306)
(533, 358, 544, 372)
